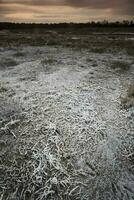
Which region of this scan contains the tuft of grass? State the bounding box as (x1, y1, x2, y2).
(19, 72, 37, 82)
(0, 83, 16, 97)
(86, 58, 93, 62)
(110, 61, 130, 71)
(0, 82, 8, 93)
(90, 47, 106, 54)
(41, 58, 57, 65)
(47, 40, 59, 46)
(121, 96, 134, 109)
(40, 58, 58, 74)
(0, 58, 18, 69)
(121, 84, 134, 108)
(13, 51, 25, 57)
(127, 84, 134, 97)
(0, 86, 8, 93)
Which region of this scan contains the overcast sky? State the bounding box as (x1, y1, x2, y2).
(0, 0, 134, 23)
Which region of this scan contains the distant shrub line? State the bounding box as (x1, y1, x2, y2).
(0, 21, 134, 30)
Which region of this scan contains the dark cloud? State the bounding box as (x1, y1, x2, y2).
(0, 0, 63, 5)
(0, 0, 133, 21)
(65, 0, 134, 15)
(0, 0, 134, 13)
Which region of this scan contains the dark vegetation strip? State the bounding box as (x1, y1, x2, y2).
(0, 21, 134, 31)
(0, 22, 134, 56)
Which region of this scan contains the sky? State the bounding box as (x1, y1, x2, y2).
(0, 0, 134, 23)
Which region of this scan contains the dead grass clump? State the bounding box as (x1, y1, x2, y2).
(13, 51, 26, 57)
(19, 74, 36, 82)
(41, 58, 58, 73)
(0, 85, 8, 93)
(0, 58, 18, 69)
(47, 39, 60, 46)
(121, 96, 134, 109)
(41, 58, 57, 65)
(121, 142, 134, 167)
(121, 84, 134, 108)
(127, 84, 134, 97)
(86, 58, 93, 62)
(110, 61, 130, 71)
(0, 83, 16, 96)
(90, 47, 106, 54)
(35, 49, 42, 55)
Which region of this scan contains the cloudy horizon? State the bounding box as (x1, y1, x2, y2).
(0, 0, 134, 23)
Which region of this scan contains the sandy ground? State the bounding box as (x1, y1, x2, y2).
(0, 45, 134, 199)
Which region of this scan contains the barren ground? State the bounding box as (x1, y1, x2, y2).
(0, 30, 134, 200)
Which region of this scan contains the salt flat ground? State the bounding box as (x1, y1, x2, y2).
(0, 30, 134, 200)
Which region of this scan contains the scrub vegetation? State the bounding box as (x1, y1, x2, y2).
(0, 24, 134, 200)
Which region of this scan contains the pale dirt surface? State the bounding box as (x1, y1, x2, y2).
(0, 45, 134, 200)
